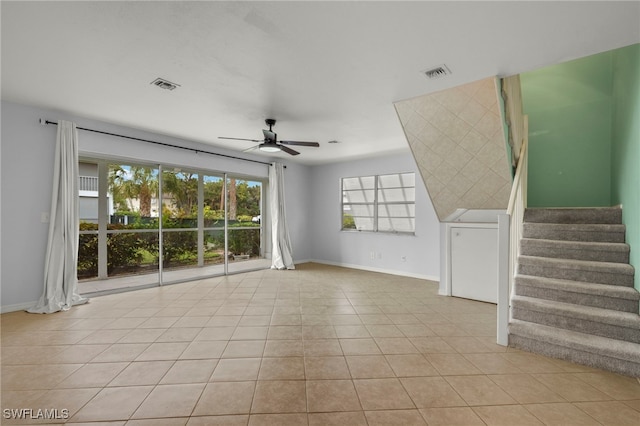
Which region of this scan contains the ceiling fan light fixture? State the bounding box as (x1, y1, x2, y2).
(259, 144, 281, 153)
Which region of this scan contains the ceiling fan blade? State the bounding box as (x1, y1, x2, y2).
(262, 129, 277, 142)
(279, 145, 300, 156)
(279, 140, 320, 147)
(219, 137, 262, 143)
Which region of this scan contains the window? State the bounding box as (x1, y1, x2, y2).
(342, 172, 415, 233)
(78, 159, 267, 292)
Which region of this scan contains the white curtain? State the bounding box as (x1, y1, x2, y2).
(29, 121, 88, 313)
(269, 162, 295, 270)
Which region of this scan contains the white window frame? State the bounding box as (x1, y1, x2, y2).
(341, 172, 416, 234)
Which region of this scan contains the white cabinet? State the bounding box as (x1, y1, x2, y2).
(440, 209, 502, 304)
(450, 227, 498, 303)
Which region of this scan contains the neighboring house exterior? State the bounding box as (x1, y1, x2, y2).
(78, 162, 112, 223)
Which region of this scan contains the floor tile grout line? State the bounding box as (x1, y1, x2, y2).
(2, 265, 639, 424)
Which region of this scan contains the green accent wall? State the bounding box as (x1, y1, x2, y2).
(611, 44, 640, 291)
(522, 44, 640, 291)
(521, 53, 613, 207)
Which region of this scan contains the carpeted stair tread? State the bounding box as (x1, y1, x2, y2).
(509, 319, 640, 363)
(511, 295, 640, 328)
(509, 319, 640, 376)
(523, 207, 622, 224)
(515, 274, 640, 313)
(512, 295, 640, 343)
(510, 206, 637, 376)
(519, 255, 634, 275)
(518, 255, 635, 287)
(522, 223, 626, 243)
(520, 238, 630, 263)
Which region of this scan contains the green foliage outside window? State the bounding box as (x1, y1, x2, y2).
(80, 164, 263, 280)
(342, 214, 356, 230)
(78, 218, 261, 279)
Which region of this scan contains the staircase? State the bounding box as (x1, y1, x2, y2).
(508, 207, 640, 377)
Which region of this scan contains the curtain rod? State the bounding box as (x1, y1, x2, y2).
(39, 119, 273, 167)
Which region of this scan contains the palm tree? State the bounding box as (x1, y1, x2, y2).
(109, 165, 158, 217)
(228, 178, 237, 220)
(215, 178, 238, 220)
(162, 171, 198, 217)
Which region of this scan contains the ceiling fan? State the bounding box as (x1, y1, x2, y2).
(219, 118, 320, 156)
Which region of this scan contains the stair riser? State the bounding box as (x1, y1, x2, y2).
(515, 284, 640, 313)
(512, 306, 640, 344)
(508, 334, 640, 377)
(520, 244, 629, 264)
(523, 208, 622, 224)
(522, 225, 626, 243)
(518, 264, 635, 287)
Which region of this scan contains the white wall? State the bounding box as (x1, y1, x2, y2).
(309, 153, 440, 280)
(0, 101, 312, 310)
(1, 103, 57, 310)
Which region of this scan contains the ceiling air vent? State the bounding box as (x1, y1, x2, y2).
(422, 64, 451, 80)
(150, 78, 180, 90)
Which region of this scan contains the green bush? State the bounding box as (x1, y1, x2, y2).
(77, 216, 262, 277)
(107, 229, 145, 273)
(228, 229, 260, 256)
(162, 231, 197, 267)
(203, 206, 224, 220)
(77, 222, 159, 278)
(78, 229, 98, 279)
(343, 214, 356, 229)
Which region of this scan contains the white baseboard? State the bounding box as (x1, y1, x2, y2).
(1, 301, 37, 314)
(305, 259, 439, 282)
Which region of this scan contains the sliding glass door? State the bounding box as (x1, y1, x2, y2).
(77, 160, 267, 294)
(227, 177, 267, 273)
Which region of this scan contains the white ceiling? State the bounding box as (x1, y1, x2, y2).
(2, 1, 639, 165)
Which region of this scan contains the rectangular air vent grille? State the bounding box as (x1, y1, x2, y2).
(150, 78, 180, 90)
(423, 64, 451, 80)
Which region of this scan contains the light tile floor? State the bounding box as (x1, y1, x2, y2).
(2, 263, 639, 425)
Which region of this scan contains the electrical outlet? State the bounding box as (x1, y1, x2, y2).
(370, 251, 375, 260)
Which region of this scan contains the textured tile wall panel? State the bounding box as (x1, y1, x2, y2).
(395, 77, 511, 220)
